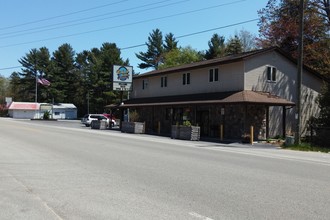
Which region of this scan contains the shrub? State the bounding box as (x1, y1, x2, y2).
(129, 110, 139, 122)
(43, 111, 50, 120)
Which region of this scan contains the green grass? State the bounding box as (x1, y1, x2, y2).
(282, 142, 330, 153)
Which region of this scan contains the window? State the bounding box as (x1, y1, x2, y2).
(267, 66, 277, 82)
(209, 68, 219, 82)
(142, 79, 148, 90)
(161, 76, 167, 87)
(183, 73, 190, 85)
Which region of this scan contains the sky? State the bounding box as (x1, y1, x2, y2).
(0, 0, 267, 78)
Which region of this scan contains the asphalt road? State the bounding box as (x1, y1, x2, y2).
(0, 118, 329, 220)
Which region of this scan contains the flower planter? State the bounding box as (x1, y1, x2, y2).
(91, 120, 108, 130)
(121, 122, 145, 134)
(171, 125, 200, 141)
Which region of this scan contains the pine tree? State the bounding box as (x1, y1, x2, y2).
(17, 48, 51, 102)
(225, 35, 243, 55)
(136, 29, 164, 70)
(204, 33, 226, 60)
(50, 43, 76, 103)
(164, 32, 178, 52)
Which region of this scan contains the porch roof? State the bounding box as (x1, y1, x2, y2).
(116, 91, 295, 108)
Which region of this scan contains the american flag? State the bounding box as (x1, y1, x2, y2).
(37, 77, 51, 86)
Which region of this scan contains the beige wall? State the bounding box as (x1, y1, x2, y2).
(132, 62, 245, 98)
(245, 51, 322, 136)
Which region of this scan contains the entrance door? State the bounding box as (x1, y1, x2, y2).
(197, 111, 209, 136)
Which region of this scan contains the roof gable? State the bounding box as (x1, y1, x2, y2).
(134, 47, 325, 81)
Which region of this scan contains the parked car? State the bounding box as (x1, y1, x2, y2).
(102, 113, 117, 127)
(81, 114, 110, 127)
(81, 114, 117, 127)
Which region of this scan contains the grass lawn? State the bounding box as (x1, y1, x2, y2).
(282, 142, 330, 153)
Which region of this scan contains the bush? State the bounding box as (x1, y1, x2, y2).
(282, 142, 330, 153)
(183, 120, 192, 126)
(129, 110, 139, 122)
(43, 111, 50, 120)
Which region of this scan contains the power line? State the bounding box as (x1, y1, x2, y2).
(0, 0, 178, 38)
(0, 66, 22, 71)
(0, 18, 259, 72)
(0, 0, 247, 48)
(0, 0, 188, 39)
(0, 0, 129, 31)
(120, 19, 258, 50)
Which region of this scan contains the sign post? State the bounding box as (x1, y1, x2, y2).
(113, 65, 133, 126)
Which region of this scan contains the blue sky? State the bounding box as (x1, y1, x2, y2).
(0, 0, 266, 77)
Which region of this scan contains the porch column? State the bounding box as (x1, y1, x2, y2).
(282, 106, 286, 138)
(266, 106, 270, 139)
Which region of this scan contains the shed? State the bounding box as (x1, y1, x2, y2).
(8, 102, 40, 119)
(52, 103, 77, 119)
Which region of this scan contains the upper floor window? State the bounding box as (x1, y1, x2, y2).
(142, 79, 148, 90)
(161, 76, 167, 87)
(182, 73, 190, 85)
(209, 68, 219, 82)
(267, 66, 277, 82)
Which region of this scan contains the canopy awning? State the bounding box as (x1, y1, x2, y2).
(115, 91, 295, 108)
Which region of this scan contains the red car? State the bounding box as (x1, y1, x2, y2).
(103, 114, 116, 127)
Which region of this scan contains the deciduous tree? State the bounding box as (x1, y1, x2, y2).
(258, 0, 330, 76)
(159, 46, 204, 69)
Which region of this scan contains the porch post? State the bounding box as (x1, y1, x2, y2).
(266, 106, 270, 139)
(282, 106, 286, 138)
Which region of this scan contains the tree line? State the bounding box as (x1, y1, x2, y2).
(1, 43, 129, 117)
(0, 29, 255, 117)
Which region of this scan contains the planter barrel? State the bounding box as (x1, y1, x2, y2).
(121, 122, 145, 134)
(91, 120, 107, 129)
(171, 125, 200, 141)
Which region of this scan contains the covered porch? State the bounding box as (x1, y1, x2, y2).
(117, 90, 295, 141)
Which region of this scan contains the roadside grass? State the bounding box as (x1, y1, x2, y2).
(282, 142, 330, 153)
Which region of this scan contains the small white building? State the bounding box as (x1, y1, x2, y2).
(8, 102, 77, 119)
(8, 102, 39, 119)
(52, 103, 77, 119)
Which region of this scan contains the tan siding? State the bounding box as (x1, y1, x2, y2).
(132, 62, 245, 98)
(245, 51, 322, 136)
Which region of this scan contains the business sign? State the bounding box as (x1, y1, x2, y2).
(113, 65, 133, 91)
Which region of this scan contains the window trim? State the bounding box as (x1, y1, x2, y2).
(182, 73, 190, 85)
(161, 76, 167, 88)
(267, 66, 277, 82)
(209, 68, 219, 82)
(142, 79, 148, 90)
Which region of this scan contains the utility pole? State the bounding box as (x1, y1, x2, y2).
(295, 0, 304, 145)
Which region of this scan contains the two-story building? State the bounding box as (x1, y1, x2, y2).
(120, 47, 324, 140)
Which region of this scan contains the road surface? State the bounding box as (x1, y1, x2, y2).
(0, 118, 329, 219)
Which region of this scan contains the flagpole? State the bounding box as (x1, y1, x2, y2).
(34, 56, 38, 103)
(34, 59, 38, 119)
(35, 68, 38, 103)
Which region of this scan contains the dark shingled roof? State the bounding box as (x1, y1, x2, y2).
(117, 90, 295, 108)
(133, 47, 326, 81)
